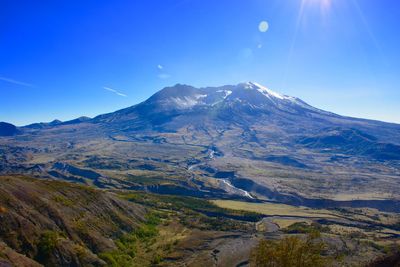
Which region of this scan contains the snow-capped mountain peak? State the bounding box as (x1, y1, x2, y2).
(243, 81, 293, 101)
(114, 82, 325, 117)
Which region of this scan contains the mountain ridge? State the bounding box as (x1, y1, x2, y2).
(1, 82, 400, 208)
(3, 82, 398, 129)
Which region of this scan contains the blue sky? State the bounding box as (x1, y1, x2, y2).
(1, 0, 400, 126)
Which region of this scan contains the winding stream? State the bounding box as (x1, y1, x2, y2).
(220, 179, 254, 199)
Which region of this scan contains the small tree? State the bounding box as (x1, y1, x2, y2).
(250, 232, 329, 267)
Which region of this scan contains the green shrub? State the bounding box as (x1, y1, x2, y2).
(119, 192, 262, 222)
(151, 254, 163, 264)
(36, 230, 60, 262)
(133, 224, 158, 240)
(284, 222, 329, 234)
(99, 212, 162, 266)
(250, 234, 330, 267)
(52, 195, 74, 207)
(99, 251, 134, 267)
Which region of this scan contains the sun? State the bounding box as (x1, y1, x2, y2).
(301, 0, 332, 12)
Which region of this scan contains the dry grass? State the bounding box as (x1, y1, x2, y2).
(211, 200, 338, 219)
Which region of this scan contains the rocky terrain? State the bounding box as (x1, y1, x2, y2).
(1, 176, 399, 266)
(1, 82, 399, 209)
(0, 175, 279, 266)
(1, 82, 400, 266)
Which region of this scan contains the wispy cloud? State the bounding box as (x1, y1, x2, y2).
(103, 86, 127, 97)
(0, 76, 34, 87)
(158, 73, 171, 79)
(156, 64, 171, 79)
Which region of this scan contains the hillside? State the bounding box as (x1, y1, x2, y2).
(0, 176, 146, 266)
(1, 176, 400, 266)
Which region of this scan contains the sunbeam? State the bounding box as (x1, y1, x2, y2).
(282, 0, 306, 88)
(283, 0, 335, 88)
(351, 0, 386, 63)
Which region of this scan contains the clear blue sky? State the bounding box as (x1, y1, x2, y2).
(1, 0, 399, 126)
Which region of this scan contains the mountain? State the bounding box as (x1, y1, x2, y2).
(1, 82, 400, 211)
(93, 82, 400, 143)
(0, 122, 19, 136)
(93, 82, 332, 130)
(92, 82, 400, 162)
(24, 117, 91, 129)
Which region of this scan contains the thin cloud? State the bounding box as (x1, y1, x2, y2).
(157, 64, 171, 79)
(0, 76, 34, 87)
(103, 86, 127, 97)
(158, 73, 171, 79)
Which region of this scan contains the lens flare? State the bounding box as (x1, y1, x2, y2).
(302, 0, 332, 13)
(258, 21, 269, 32)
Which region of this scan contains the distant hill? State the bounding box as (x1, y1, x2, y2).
(0, 122, 19, 136)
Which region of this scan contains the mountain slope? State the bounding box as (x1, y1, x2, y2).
(92, 82, 400, 145)
(90, 81, 400, 163)
(1, 82, 399, 208)
(0, 176, 146, 266)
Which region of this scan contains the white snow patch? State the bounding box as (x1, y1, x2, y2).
(171, 96, 198, 108)
(195, 94, 207, 99)
(169, 94, 207, 108)
(224, 90, 232, 99)
(245, 82, 294, 101)
(216, 90, 232, 99)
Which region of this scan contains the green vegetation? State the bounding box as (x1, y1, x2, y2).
(52, 195, 74, 207)
(126, 175, 167, 185)
(99, 212, 161, 267)
(120, 192, 263, 222)
(283, 222, 330, 234)
(35, 230, 60, 262)
(3, 176, 400, 266)
(250, 233, 330, 267)
(119, 192, 262, 232)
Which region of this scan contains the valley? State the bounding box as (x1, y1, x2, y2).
(1, 82, 400, 266)
(1, 176, 399, 266)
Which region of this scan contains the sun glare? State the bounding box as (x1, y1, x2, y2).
(302, 0, 332, 12)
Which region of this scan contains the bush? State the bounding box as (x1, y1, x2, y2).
(151, 254, 163, 264)
(119, 192, 262, 222)
(250, 234, 330, 267)
(366, 247, 400, 267)
(99, 212, 162, 266)
(99, 251, 134, 267)
(284, 222, 329, 234)
(36, 231, 60, 262)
